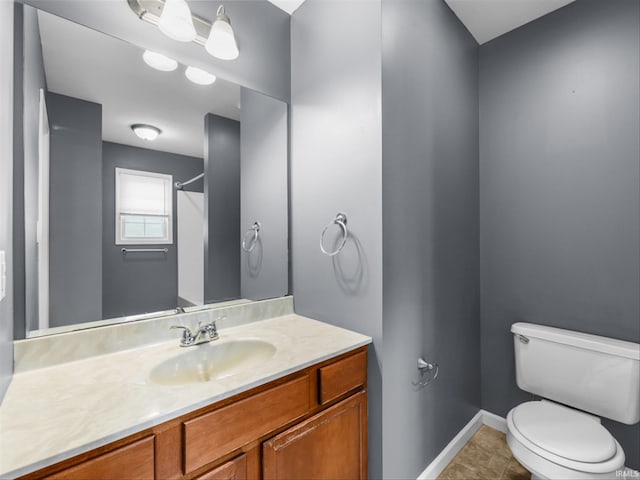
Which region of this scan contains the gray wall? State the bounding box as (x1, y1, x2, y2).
(205, 114, 241, 304)
(381, 0, 480, 477)
(22, 4, 47, 335)
(240, 88, 288, 301)
(479, 0, 640, 469)
(12, 3, 25, 340)
(12, 3, 48, 339)
(24, 0, 291, 102)
(102, 142, 203, 319)
(47, 92, 103, 329)
(0, 0, 15, 401)
(291, 1, 384, 477)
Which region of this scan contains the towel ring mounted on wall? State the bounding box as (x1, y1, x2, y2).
(320, 213, 348, 257)
(242, 222, 261, 253)
(412, 357, 439, 389)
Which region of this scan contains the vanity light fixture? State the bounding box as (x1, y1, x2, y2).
(157, 0, 197, 42)
(142, 50, 178, 71)
(204, 6, 239, 61)
(131, 124, 162, 141)
(185, 66, 217, 85)
(128, 0, 240, 60)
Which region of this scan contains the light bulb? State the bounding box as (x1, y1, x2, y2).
(205, 5, 239, 60)
(131, 124, 161, 141)
(158, 0, 197, 42)
(142, 50, 178, 71)
(185, 66, 217, 85)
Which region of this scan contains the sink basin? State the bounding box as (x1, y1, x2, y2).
(149, 339, 277, 386)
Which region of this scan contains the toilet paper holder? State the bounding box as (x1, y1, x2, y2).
(413, 357, 439, 389)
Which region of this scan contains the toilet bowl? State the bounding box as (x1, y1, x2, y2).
(506, 401, 625, 480)
(507, 323, 640, 480)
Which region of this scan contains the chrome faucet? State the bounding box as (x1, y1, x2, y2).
(170, 321, 218, 347)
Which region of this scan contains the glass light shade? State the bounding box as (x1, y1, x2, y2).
(185, 66, 217, 85)
(142, 50, 178, 71)
(131, 124, 161, 141)
(205, 6, 239, 60)
(158, 0, 197, 42)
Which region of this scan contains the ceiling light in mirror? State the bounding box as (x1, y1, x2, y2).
(142, 50, 178, 71)
(205, 5, 239, 60)
(185, 66, 217, 85)
(131, 124, 162, 141)
(158, 0, 197, 42)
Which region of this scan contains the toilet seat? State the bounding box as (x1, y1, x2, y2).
(507, 402, 625, 475)
(513, 401, 617, 463)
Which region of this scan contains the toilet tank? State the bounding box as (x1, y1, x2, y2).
(512, 322, 640, 425)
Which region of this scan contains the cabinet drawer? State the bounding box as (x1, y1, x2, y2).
(318, 350, 367, 405)
(194, 454, 247, 480)
(44, 436, 154, 480)
(183, 375, 310, 473)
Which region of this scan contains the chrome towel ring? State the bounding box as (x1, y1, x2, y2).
(320, 213, 348, 257)
(242, 222, 261, 252)
(412, 357, 439, 389)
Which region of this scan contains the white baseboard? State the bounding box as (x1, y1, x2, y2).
(417, 409, 507, 480)
(480, 409, 507, 433)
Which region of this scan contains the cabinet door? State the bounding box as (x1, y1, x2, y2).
(44, 436, 154, 480)
(263, 391, 367, 480)
(194, 454, 247, 480)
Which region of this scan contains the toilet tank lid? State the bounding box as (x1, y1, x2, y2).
(511, 323, 639, 360)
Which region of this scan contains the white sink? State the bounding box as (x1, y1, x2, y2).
(149, 339, 277, 386)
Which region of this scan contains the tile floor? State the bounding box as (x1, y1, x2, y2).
(437, 425, 532, 480)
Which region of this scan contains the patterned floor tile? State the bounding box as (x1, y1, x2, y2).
(437, 426, 531, 480)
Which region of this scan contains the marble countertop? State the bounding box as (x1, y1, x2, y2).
(0, 314, 371, 478)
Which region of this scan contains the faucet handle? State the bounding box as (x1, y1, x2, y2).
(170, 325, 193, 344)
(206, 320, 219, 340)
(170, 324, 191, 333)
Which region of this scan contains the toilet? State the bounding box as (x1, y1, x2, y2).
(506, 322, 640, 480)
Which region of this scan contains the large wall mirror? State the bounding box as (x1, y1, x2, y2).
(15, 5, 289, 339)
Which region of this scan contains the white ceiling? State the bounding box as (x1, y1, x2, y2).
(267, 0, 307, 15)
(268, 0, 575, 46)
(38, 10, 240, 159)
(444, 0, 576, 44)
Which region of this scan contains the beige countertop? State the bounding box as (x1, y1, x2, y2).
(0, 314, 371, 478)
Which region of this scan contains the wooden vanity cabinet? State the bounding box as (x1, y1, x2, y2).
(21, 347, 367, 480)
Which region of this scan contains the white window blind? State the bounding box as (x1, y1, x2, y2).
(115, 168, 173, 245)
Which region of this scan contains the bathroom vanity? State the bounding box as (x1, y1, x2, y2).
(0, 310, 371, 480)
(3, 4, 370, 479)
(24, 348, 366, 480)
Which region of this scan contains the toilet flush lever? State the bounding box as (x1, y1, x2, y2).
(518, 335, 530, 344)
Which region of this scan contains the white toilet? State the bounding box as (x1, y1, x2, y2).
(506, 322, 640, 480)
